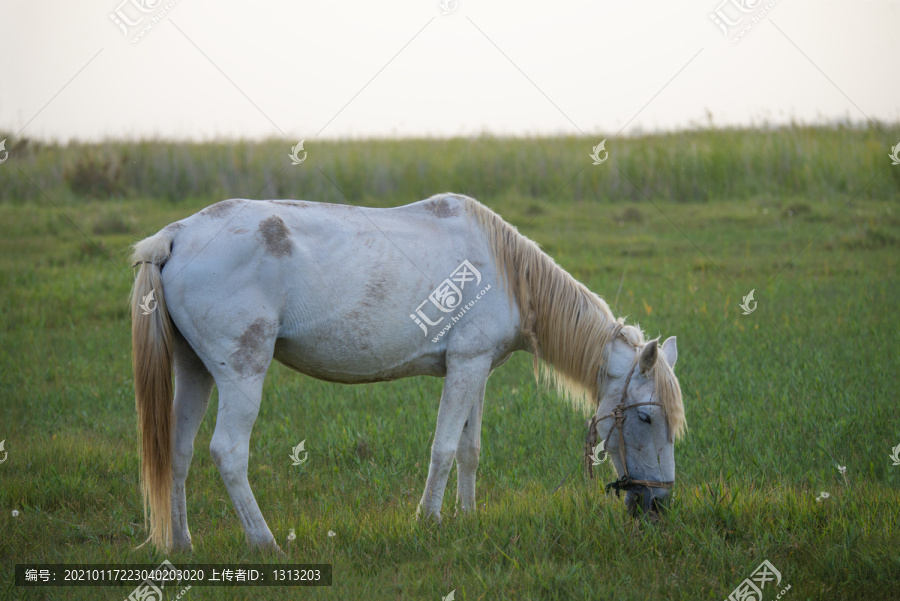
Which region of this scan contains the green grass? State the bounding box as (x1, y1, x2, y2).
(1, 127, 899, 600)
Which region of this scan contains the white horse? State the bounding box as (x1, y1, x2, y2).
(130, 193, 686, 551)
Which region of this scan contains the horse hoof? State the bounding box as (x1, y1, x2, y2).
(171, 543, 194, 553)
(264, 542, 286, 556)
(415, 508, 443, 524)
(171, 536, 194, 553)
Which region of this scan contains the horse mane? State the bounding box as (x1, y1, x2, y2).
(451, 193, 686, 440)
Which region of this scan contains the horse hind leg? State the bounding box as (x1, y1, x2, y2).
(209, 373, 278, 548)
(206, 317, 280, 549)
(171, 332, 214, 551)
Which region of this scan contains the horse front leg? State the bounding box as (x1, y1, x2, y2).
(417, 356, 491, 521)
(456, 382, 485, 513)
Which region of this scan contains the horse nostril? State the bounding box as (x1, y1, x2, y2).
(650, 488, 670, 513)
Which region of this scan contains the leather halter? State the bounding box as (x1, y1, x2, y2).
(584, 358, 675, 496)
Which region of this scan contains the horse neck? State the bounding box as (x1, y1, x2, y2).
(525, 267, 623, 404)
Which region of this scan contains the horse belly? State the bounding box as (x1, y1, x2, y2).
(272, 334, 446, 383)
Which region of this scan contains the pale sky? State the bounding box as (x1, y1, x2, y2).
(1, 0, 897, 142)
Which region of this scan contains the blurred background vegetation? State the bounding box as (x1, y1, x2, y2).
(2, 124, 898, 206)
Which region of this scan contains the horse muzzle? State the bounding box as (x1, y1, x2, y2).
(624, 485, 669, 520)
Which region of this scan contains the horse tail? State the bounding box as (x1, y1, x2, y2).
(130, 229, 177, 550)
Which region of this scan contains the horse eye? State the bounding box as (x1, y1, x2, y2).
(638, 412, 651, 424)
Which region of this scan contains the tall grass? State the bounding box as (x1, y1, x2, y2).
(2, 124, 898, 205)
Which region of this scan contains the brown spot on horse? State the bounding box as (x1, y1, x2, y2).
(426, 196, 461, 218)
(270, 200, 309, 208)
(258, 215, 293, 257)
(231, 318, 277, 377)
(200, 199, 240, 219)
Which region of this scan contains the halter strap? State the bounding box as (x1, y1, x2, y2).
(584, 358, 675, 494)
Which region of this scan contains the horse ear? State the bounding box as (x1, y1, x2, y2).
(639, 339, 658, 374)
(661, 336, 678, 368)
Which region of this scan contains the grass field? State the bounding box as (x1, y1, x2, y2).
(1, 127, 899, 600)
